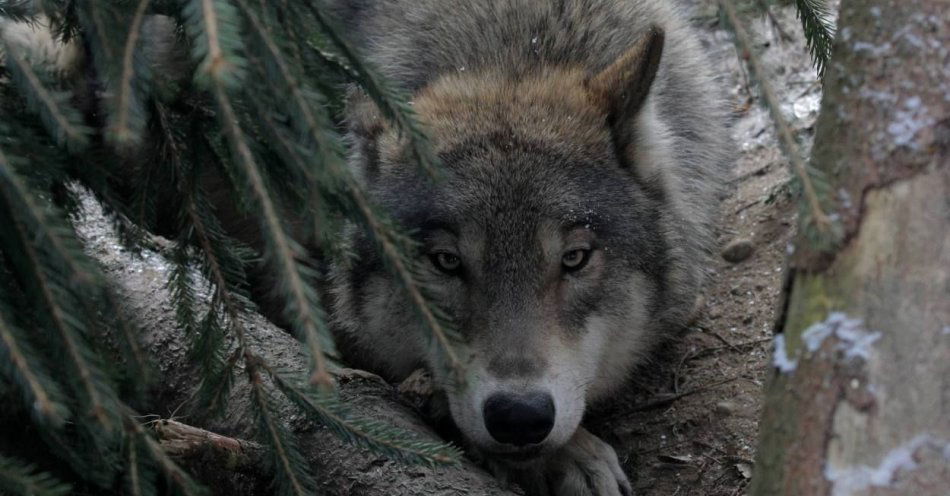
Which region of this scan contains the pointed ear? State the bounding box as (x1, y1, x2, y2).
(586, 26, 665, 132)
(344, 88, 389, 183)
(345, 88, 388, 141)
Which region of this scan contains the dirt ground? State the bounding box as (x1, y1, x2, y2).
(581, 3, 827, 495)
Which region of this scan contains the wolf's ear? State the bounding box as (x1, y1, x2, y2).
(344, 89, 389, 183)
(345, 88, 388, 142)
(585, 26, 664, 136)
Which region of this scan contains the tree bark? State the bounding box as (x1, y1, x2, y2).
(750, 1, 950, 495)
(76, 200, 517, 496)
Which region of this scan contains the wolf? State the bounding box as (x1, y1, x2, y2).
(2, 0, 733, 492)
(327, 0, 734, 494)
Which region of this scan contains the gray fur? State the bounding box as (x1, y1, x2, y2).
(3, 2, 735, 493)
(329, 1, 734, 493)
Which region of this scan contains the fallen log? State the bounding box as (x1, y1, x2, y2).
(77, 199, 518, 496)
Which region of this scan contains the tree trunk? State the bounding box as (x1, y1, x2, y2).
(750, 1, 950, 495)
(76, 199, 517, 496)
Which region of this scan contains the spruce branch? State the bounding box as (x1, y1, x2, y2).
(235, 0, 463, 377)
(348, 186, 466, 381)
(210, 81, 336, 387)
(0, 165, 118, 431)
(299, 1, 441, 180)
(124, 435, 158, 496)
(129, 418, 208, 496)
(4, 214, 115, 428)
(794, 0, 835, 78)
(234, 0, 345, 171)
(267, 366, 462, 467)
(172, 155, 253, 415)
(184, 0, 247, 88)
(109, 0, 153, 146)
(248, 364, 316, 496)
(0, 454, 72, 496)
(0, 298, 71, 427)
(719, 0, 836, 239)
(0, 163, 148, 389)
(0, 37, 90, 150)
(170, 242, 201, 338)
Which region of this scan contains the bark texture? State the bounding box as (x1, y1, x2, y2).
(750, 1, 950, 495)
(77, 202, 518, 496)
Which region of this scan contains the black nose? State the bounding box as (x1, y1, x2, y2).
(482, 392, 555, 446)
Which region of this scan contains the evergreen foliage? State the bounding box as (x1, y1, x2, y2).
(719, 0, 842, 248)
(0, 0, 460, 493)
(793, 0, 836, 78)
(0, 0, 842, 492)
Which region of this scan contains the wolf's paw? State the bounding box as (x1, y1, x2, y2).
(544, 427, 631, 496)
(490, 427, 631, 496)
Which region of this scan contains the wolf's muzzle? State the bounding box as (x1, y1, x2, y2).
(482, 391, 556, 446)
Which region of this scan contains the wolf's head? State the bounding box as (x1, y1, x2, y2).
(334, 29, 681, 458)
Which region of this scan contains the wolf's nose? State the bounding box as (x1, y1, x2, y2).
(482, 392, 555, 446)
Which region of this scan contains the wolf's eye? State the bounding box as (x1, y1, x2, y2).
(430, 252, 462, 274)
(561, 249, 591, 272)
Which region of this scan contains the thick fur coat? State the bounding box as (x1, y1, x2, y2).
(328, 1, 734, 494)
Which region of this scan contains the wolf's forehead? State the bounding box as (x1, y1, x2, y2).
(408, 177, 603, 243)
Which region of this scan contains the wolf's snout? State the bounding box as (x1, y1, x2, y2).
(482, 392, 555, 446)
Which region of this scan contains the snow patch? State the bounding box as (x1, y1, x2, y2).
(826, 435, 950, 496)
(852, 41, 892, 57)
(887, 96, 934, 149)
(802, 312, 881, 361)
(772, 334, 797, 373)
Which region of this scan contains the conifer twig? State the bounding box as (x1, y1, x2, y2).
(110, 0, 152, 145)
(0, 454, 71, 496)
(1, 40, 90, 149)
(300, 1, 440, 179)
(153, 419, 267, 474)
(719, 0, 833, 236)
(212, 83, 334, 387)
(794, 0, 836, 78)
(264, 363, 462, 466)
(348, 186, 466, 380)
(0, 167, 115, 430)
(236, 0, 462, 382)
(0, 306, 69, 427)
(248, 365, 315, 496)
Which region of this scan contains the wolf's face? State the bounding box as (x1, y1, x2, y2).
(338, 31, 670, 458)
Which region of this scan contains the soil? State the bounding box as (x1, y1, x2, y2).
(581, 3, 828, 495)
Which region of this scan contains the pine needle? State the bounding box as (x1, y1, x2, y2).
(248, 366, 316, 496)
(267, 366, 462, 466)
(109, 0, 153, 146)
(0, 162, 117, 431)
(126, 412, 207, 496)
(124, 436, 158, 496)
(184, 0, 247, 88)
(0, 454, 72, 496)
(794, 0, 836, 78)
(0, 299, 71, 427)
(0, 37, 90, 150)
(719, 0, 836, 239)
(348, 186, 466, 381)
(210, 82, 335, 387)
(300, 1, 441, 180)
